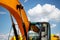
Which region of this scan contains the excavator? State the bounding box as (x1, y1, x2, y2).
(51, 34, 60, 40)
(0, 0, 51, 40)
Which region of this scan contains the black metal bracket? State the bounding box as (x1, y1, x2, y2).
(16, 4, 23, 10)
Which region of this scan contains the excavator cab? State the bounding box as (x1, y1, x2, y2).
(28, 22, 51, 40)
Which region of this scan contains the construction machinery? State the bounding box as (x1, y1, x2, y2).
(0, 0, 51, 40)
(10, 22, 51, 40)
(51, 34, 60, 40)
(27, 22, 51, 40)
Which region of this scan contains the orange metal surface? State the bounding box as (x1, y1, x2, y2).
(0, 0, 29, 37)
(51, 34, 60, 40)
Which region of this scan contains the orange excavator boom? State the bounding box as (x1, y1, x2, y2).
(0, 0, 29, 40)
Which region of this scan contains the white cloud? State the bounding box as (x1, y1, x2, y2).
(12, 16, 18, 24)
(51, 24, 56, 28)
(0, 11, 6, 14)
(0, 33, 8, 40)
(0, 25, 21, 40)
(28, 4, 60, 22)
(24, 0, 28, 2)
(56, 33, 60, 36)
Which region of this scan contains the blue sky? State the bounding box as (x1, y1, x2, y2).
(0, 6, 12, 34)
(0, 0, 60, 39)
